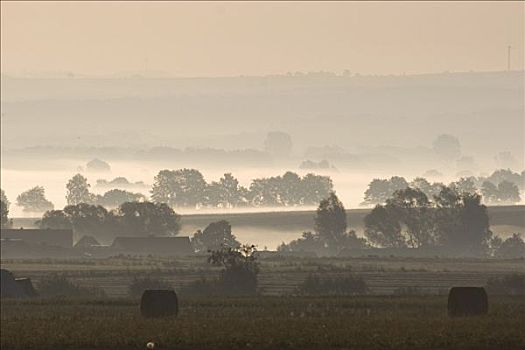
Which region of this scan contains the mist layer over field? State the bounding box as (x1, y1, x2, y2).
(2, 72, 524, 216)
(2, 159, 500, 218)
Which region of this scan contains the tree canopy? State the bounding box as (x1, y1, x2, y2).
(151, 169, 333, 208)
(16, 186, 54, 213)
(66, 174, 93, 205)
(0, 189, 11, 228)
(192, 220, 240, 253)
(279, 192, 366, 255)
(39, 201, 181, 242)
(364, 186, 493, 255)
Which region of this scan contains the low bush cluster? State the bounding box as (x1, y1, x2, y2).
(485, 274, 525, 295)
(128, 277, 172, 297)
(296, 273, 368, 296)
(38, 275, 105, 298)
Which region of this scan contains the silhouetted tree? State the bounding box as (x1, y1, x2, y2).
(450, 177, 477, 194)
(487, 169, 523, 190)
(410, 177, 432, 196)
(205, 173, 245, 208)
(192, 220, 240, 253)
(38, 210, 73, 230)
(364, 205, 405, 248)
(481, 180, 521, 204)
(434, 189, 492, 255)
(1, 200, 10, 228)
(208, 245, 259, 295)
(362, 179, 390, 205)
(497, 180, 521, 204)
(386, 188, 435, 248)
(0, 189, 9, 209)
(151, 169, 207, 207)
(94, 189, 145, 208)
(365, 186, 492, 254)
(86, 158, 111, 172)
(16, 186, 54, 213)
(300, 173, 334, 205)
(41, 201, 180, 240)
(248, 177, 280, 206)
(494, 234, 525, 258)
(151, 169, 333, 208)
(281, 193, 364, 254)
(314, 192, 347, 252)
(481, 181, 499, 203)
(279, 171, 303, 206)
(66, 174, 93, 205)
(390, 176, 409, 192)
(63, 203, 110, 238)
(0, 189, 11, 228)
(277, 231, 320, 253)
(112, 202, 181, 237)
(362, 176, 408, 205)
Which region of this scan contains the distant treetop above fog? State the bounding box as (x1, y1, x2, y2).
(264, 132, 293, 158)
(86, 159, 111, 172)
(432, 134, 461, 161)
(422, 169, 443, 178)
(299, 159, 337, 171)
(95, 177, 148, 189)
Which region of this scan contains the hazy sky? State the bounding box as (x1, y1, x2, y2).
(1, 1, 524, 77)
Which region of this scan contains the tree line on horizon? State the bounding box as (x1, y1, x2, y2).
(1, 187, 523, 259)
(2, 167, 523, 221)
(278, 190, 524, 258)
(2, 169, 333, 216)
(362, 168, 524, 206)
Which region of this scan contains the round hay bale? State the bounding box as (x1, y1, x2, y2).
(140, 289, 178, 318)
(15, 278, 38, 298)
(1, 269, 20, 298)
(448, 287, 488, 317)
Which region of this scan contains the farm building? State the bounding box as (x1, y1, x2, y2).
(0, 239, 76, 259)
(111, 236, 193, 256)
(74, 235, 101, 248)
(0, 228, 73, 248)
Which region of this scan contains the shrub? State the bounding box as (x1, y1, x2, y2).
(38, 275, 105, 298)
(128, 277, 172, 298)
(297, 273, 368, 296)
(208, 245, 260, 296)
(486, 274, 525, 295)
(494, 234, 525, 258)
(179, 277, 222, 297)
(393, 286, 424, 296)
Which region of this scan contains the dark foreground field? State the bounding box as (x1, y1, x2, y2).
(2, 296, 524, 350)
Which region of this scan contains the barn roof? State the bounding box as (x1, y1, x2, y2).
(0, 228, 73, 248)
(112, 236, 193, 255)
(74, 235, 100, 248)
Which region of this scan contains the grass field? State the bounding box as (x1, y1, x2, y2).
(2, 256, 524, 297)
(3, 207, 524, 349)
(2, 255, 524, 349)
(2, 296, 524, 350)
